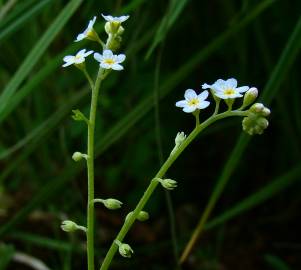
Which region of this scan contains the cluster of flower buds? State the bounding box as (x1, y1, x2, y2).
(155, 178, 178, 190)
(242, 103, 270, 135)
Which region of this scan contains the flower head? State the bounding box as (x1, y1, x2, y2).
(202, 78, 249, 99)
(101, 14, 129, 23)
(62, 49, 93, 67)
(175, 89, 210, 113)
(94, 50, 125, 70)
(75, 16, 97, 42)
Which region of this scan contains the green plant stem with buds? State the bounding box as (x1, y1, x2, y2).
(87, 67, 104, 270)
(99, 109, 248, 270)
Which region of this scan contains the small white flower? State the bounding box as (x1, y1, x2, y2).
(202, 78, 249, 99)
(175, 89, 210, 113)
(62, 49, 94, 67)
(75, 16, 97, 42)
(94, 50, 125, 71)
(101, 14, 129, 23)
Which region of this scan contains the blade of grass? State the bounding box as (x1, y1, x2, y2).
(145, 0, 189, 59)
(180, 12, 301, 263)
(264, 254, 292, 270)
(0, 0, 273, 237)
(0, 0, 52, 42)
(205, 165, 301, 230)
(0, 0, 83, 116)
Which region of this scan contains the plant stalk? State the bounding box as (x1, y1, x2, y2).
(87, 68, 103, 270)
(99, 110, 248, 270)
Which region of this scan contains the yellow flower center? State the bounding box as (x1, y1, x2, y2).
(188, 98, 199, 106)
(104, 58, 116, 65)
(224, 88, 235, 95)
(87, 29, 94, 38)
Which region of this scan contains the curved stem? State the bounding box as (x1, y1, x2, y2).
(87, 68, 103, 270)
(83, 69, 95, 90)
(99, 110, 247, 270)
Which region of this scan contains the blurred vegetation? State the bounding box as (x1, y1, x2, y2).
(0, 0, 301, 269)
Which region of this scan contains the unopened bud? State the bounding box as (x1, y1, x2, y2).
(156, 178, 178, 190)
(61, 220, 78, 232)
(137, 211, 149, 222)
(250, 103, 264, 113)
(103, 198, 123, 210)
(72, 152, 87, 162)
(175, 132, 186, 146)
(115, 240, 134, 258)
(242, 87, 258, 108)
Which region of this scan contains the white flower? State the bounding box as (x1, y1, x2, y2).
(94, 50, 125, 71)
(75, 16, 97, 42)
(101, 14, 129, 23)
(62, 49, 94, 67)
(175, 89, 210, 113)
(202, 78, 249, 99)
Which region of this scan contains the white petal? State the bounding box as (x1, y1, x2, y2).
(76, 49, 86, 56)
(63, 55, 74, 62)
(175, 100, 187, 108)
(112, 63, 124, 70)
(183, 106, 196, 113)
(184, 89, 197, 100)
(100, 62, 111, 69)
(213, 79, 226, 87)
(88, 16, 97, 28)
(117, 54, 126, 63)
(118, 15, 130, 22)
(101, 14, 114, 22)
(226, 78, 237, 88)
(94, 53, 103, 62)
(75, 33, 85, 42)
(62, 61, 74, 67)
(202, 83, 212, 89)
(103, 49, 113, 58)
(83, 50, 94, 57)
(197, 101, 210, 109)
(236, 86, 249, 93)
(198, 90, 209, 101)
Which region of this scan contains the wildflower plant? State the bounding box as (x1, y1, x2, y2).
(61, 13, 271, 270)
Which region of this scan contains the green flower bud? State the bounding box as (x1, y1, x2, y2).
(103, 198, 123, 210)
(137, 211, 149, 222)
(175, 131, 186, 145)
(157, 178, 178, 190)
(118, 243, 134, 258)
(242, 87, 258, 108)
(72, 152, 86, 162)
(250, 103, 264, 113)
(61, 220, 78, 232)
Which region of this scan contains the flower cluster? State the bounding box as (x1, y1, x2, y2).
(176, 78, 271, 136)
(62, 14, 129, 71)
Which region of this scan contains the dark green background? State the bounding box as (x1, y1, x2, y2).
(0, 0, 301, 269)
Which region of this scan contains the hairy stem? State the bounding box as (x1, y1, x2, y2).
(99, 110, 247, 270)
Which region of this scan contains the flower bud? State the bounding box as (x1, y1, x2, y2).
(158, 178, 178, 190)
(105, 21, 121, 35)
(137, 211, 149, 222)
(262, 107, 271, 117)
(61, 220, 78, 232)
(175, 132, 186, 146)
(118, 243, 134, 258)
(250, 103, 264, 113)
(72, 152, 85, 162)
(103, 198, 123, 210)
(242, 87, 258, 108)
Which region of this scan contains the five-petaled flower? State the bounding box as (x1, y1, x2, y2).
(202, 78, 249, 99)
(176, 89, 210, 113)
(62, 49, 94, 67)
(101, 14, 129, 23)
(75, 16, 97, 42)
(94, 49, 125, 70)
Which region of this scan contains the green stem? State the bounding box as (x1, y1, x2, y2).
(83, 69, 95, 90)
(87, 67, 103, 270)
(99, 110, 248, 270)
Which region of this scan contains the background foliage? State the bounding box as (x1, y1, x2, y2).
(0, 0, 301, 269)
